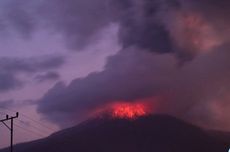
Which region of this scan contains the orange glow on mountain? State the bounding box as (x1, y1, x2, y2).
(91, 98, 158, 120)
(170, 12, 221, 54)
(111, 103, 148, 119)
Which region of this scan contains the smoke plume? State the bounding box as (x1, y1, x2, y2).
(2, 0, 230, 130)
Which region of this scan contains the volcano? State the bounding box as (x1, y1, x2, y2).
(0, 115, 229, 152)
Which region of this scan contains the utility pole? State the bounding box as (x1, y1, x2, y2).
(0, 112, 19, 152)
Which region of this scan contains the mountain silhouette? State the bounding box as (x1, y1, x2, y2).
(0, 115, 229, 152)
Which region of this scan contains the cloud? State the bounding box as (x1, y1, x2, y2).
(0, 55, 64, 73)
(0, 72, 22, 91)
(109, 0, 173, 53)
(0, 0, 37, 38)
(0, 55, 65, 92)
(2, 0, 228, 58)
(37, 45, 230, 130)
(0, 100, 14, 109)
(1, 0, 230, 130)
(5, 1, 36, 38)
(37, 48, 175, 127)
(1, 0, 112, 49)
(38, 0, 113, 49)
(35, 71, 60, 82)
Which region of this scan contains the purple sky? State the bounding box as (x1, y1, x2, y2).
(0, 26, 120, 147)
(0, 0, 230, 149)
(0, 7, 120, 147)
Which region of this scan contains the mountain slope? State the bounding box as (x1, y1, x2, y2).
(1, 115, 229, 152)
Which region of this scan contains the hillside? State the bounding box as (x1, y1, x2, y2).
(0, 115, 229, 152)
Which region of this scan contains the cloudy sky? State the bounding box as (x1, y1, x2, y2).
(0, 0, 230, 148)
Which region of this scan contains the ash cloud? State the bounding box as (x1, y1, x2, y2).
(38, 49, 176, 127)
(38, 0, 113, 49)
(2, 0, 230, 130)
(3, 0, 228, 57)
(37, 0, 230, 130)
(38, 45, 230, 129)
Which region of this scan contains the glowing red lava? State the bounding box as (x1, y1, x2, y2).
(91, 99, 156, 120)
(111, 103, 148, 119)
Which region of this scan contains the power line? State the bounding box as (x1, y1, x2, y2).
(19, 113, 56, 132)
(15, 119, 52, 135)
(0, 109, 56, 146)
(14, 123, 46, 139)
(0, 107, 56, 132)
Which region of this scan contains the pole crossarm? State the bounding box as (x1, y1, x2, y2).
(0, 114, 18, 122)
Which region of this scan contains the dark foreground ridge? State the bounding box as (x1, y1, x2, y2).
(0, 115, 229, 152)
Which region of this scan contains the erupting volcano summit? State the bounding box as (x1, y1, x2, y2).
(111, 103, 149, 119)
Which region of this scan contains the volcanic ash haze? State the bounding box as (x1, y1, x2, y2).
(26, 0, 230, 130)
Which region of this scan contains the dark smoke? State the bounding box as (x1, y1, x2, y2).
(38, 45, 230, 129)
(1, 0, 230, 130)
(37, 0, 230, 130)
(3, 0, 228, 58)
